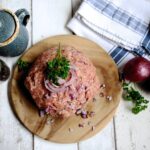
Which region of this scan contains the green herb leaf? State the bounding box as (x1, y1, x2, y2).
(122, 81, 149, 114)
(46, 44, 70, 85)
(17, 59, 30, 72)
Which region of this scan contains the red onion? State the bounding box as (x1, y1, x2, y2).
(69, 65, 78, 70)
(63, 69, 76, 87)
(77, 85, 85, 93)
(39, 110, 45, 117)
(44, 93, 51, 99)
(69, 93, 77, 100)
(45, 106, 51, 113)
(57, 77, 66, 84)
(123, 57, 150, 82)
(44, 80, 66, 93)
(44, 68, 77, 93)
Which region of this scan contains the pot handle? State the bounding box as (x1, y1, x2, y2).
(15, 9, 30, 26)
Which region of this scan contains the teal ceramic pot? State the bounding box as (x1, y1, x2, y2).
(0, 9, 30, 56)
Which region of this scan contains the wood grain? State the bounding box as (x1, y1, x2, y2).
(0, 1, 33, 150)
(0, 0, 149, 149)
(10, 35, 122, 143)
(115, 88, 150, 150)
(31, 1, 77, 149)
(71, 1, 116, 149)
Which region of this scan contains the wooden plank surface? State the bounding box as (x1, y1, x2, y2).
(10, 35, 122, 143)
(34, 137, 77, 150)
(115, 91, 150, 150)
(79, 121, 116, 150)
(32, 1, 118, 150)
(1, 0, 150, 150)
(71, 0, 116, 150)
(32, 0, 77, 149)
(32, 0, 72, 44)
(0, 1, 33, 150)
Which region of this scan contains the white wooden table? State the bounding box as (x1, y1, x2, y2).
(0, 0, 150, 150)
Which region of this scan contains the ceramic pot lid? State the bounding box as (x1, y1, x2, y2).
(0, 10, 16, 43)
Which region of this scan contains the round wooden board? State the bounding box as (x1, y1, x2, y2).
(10, 35, 122, 143)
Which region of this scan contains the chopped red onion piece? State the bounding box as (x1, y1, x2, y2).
(76, 109, 82, 115)
(57, 77, 66, 84)
(78, 123, 84, 128)
(44, 68, 77, 93)
(39, 110, 45, 117)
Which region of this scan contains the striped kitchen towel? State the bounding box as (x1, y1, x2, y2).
(67, 0, 150, 67)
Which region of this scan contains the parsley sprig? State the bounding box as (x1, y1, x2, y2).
(123, 82, 149, 114)
(17, 59, 30, 72)
(46, 44, 70, 85)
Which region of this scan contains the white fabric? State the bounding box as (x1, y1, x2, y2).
(76, 2, 142, 49)
(67, 0, 150, 66)
(111, 0, 150, 23)
(67, 15, 136, 67)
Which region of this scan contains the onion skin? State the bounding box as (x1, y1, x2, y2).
(123, 57, 150, 83)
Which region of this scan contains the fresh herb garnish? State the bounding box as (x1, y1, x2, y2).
(17, 59, 30, 72)
(46, 44, 70, 85)
(123, 82, 149, 114)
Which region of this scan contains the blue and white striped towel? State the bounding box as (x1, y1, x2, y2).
(67, 0, 150, 67)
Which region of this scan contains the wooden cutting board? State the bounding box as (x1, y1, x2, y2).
(10, 35, 122, 143)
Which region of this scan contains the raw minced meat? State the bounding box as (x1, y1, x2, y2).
(24, 46, 100, 118)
